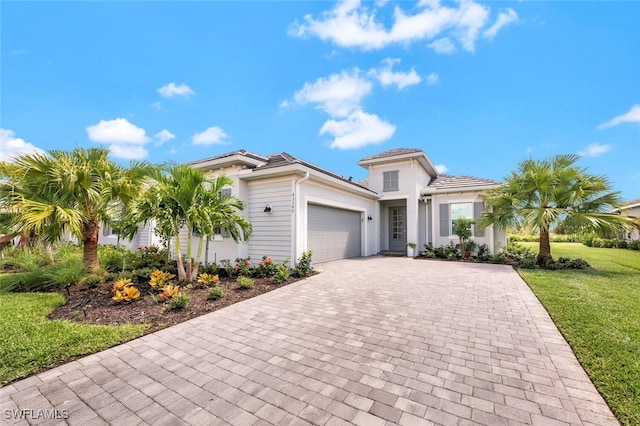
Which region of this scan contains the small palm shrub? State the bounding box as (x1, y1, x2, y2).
(237, 276, 254, 289)
(98, 244, 127, 272)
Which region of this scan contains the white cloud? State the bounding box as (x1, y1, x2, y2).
(578, 143, 612, 158)
(154, 129, 175, 145)
(192, 126, 229, 145)
(86, 118, 150, 160)
(428, 37, 456, 54)
(483, 8, 518, 40)
(151, 102, 162, 110)
(0, 129, 45, 162)
(435, 164, 448, 174)
(598, 105, 640, 129)
(293, 70, 372, 117)
(157, 82, 195, 98)
(86, 118, 149, 145)
(426, 72, 439, 85)
(107, 144, 149, 160)
(320, 110, 396, 149)
(290, 0, 508, 53)
(371, 58, 421, 90)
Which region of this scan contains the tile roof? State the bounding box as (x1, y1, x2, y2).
(359, 148, 423, 161)
(622, 198, 640, 207)
(254, 152, 375, 192)
(188, 149, 268, 166)
(427, 174, 501, 191)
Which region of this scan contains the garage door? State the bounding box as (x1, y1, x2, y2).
(307, 204, 361, 263)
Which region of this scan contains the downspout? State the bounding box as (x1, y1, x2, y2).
(293, 172, 310, 265)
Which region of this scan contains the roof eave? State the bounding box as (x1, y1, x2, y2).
(421, 184, 500, 195)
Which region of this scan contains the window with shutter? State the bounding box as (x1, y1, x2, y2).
(383, 171, 399, 192)
(473, 202, 485, 237)
(439, 204, 450, 236)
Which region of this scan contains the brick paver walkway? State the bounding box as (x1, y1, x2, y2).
(1, 257, 618, 425)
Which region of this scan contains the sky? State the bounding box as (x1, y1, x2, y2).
(1, 0, 639, 200)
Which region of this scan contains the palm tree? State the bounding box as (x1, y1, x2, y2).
(0, 148, 153, 270)
(481, 154, 631, 264)
(125, 164, 252, 282)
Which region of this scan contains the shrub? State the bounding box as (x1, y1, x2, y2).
(519, 257, 537, 269)
(80, 274, 103, 288)
(630, 240, 640, 250)
(132, 268, 153, 284)
(3, 270, 48, 292)
(149, 269, 175, 289)
(113, 278, 133, 293)
(218, 259, 233, 278)
(42, 261, 87, 288)
(168, 293, 190, 310)
(130, 246, 167, 270)
(207, 286, 224, 300)
(237, 276, 254, 289)
(504, 241, 535, 263)
(111, 277, 140, 302)
(235, 257, 252, 276)
(197, 273, 219, 287)
(476, 244, 490, 261)
(569, 258, 591, 269)
(112, 285, 140, 303)
(159, 284, 180, 302)
(117, 270, 134, 281)
(255, 256, 276, 277)
(199, 263, 218, 275)
(294, 251, 313, 278)
(98, 244, 127, 272)
(273, 259, 290, 284)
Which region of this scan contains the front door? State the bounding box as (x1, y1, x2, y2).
(389, 206, 407, 252)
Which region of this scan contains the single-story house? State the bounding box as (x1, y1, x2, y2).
(611, 198, 640, 241)
(124, 148, 504, 265)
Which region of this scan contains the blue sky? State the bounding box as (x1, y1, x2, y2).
(2, 1, 639, 200)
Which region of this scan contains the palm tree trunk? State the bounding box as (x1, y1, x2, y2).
(537, 227, 552, 265)
(82, 219, 101, 271)
(174, 232, 186, 282)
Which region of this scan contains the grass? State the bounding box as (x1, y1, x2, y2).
(518, 243, 640, 425)
(0, 290, 147, 386)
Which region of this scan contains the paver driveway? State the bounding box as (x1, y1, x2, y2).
(1, 257, 618, 425)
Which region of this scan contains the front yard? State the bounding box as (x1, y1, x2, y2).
(519, 243, 640, 425)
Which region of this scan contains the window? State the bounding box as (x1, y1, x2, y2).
(215, 227, 230, 237)
(383, 171, 399, 192)
(450, 202, 473, 234)
(220, 188, 232, 197)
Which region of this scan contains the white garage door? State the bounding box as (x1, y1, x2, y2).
(307, 204, 362, 263)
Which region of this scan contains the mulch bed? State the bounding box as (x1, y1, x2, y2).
(48, 275, 308, 334)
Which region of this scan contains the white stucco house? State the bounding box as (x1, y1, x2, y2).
(611, 198, 640, 242)
(141, 148, 506, 265)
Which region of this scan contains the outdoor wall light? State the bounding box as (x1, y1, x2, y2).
(367, 215, 373, 221)
(264, 205, 272, 213)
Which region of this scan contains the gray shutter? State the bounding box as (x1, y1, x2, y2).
(474, 202, 485, 237)
(439, 204, 450, 237)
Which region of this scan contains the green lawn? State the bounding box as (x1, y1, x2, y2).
(0, 289, 147, 386)
(519, 243, 640, 425)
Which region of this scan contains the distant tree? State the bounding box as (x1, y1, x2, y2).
(0, 148, 153, 270)
(125, 164, 252, 282)
(481, 154, 632, 264)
